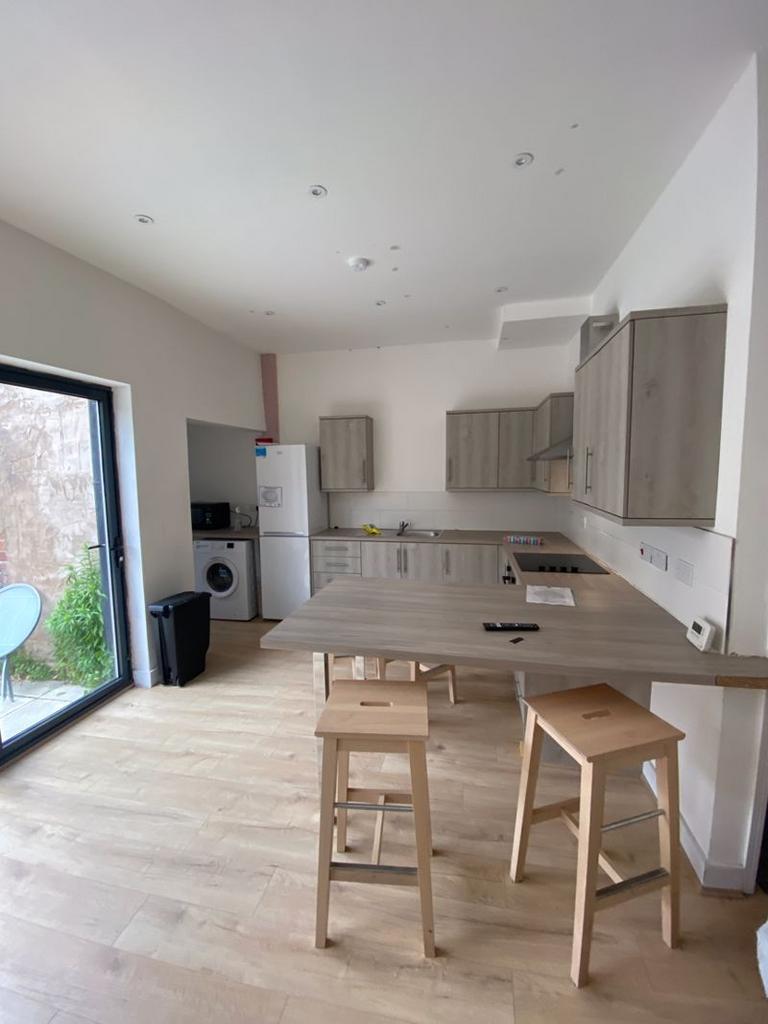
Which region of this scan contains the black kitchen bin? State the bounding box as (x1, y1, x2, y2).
(148, 591, 211, 686)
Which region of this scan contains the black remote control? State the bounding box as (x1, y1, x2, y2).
(482, 622, 540, 632)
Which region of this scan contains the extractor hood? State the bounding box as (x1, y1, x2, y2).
(527, 438, 572, 462)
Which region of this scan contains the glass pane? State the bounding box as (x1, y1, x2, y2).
(0, 380, 120, 744)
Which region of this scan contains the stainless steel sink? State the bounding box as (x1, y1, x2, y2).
(402, 529, 443, 538)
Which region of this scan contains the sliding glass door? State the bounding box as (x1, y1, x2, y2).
(0, 364, 130, 761)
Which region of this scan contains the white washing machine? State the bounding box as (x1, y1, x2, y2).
(194, 538, 259, 621)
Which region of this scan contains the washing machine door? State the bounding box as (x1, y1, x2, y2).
(204, 557, 239, 599)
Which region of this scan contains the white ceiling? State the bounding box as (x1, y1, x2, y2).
(0, 1, 766, 354)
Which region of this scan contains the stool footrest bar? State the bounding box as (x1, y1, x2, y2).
(335, 801, 412, 813)
(329, 862, 419, 887)
(595, 867, 669, 911)
(602, 808, 664, 833)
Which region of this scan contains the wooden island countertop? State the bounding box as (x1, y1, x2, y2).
(261, 563, 768, 691)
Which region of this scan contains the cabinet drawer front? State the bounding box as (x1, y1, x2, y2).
(313, 553, 361, 573)
(311, 539, 361, 558)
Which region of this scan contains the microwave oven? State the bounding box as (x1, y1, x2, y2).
(191, 502, 231, 530)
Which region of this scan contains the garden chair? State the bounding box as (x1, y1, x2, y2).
(0, 584, 43, 703)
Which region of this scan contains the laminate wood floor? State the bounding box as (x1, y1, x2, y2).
(1, 619, 766, 1023)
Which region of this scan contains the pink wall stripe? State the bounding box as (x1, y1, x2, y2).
(260, 353, 279, 441)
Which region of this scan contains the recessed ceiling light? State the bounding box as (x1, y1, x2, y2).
(555, 167, 566, 176)
(513, 152, 534, 168)
(133, 213, 154, 224)
(390, 244, 400, 251)
(570, 122, 580, 129)
(391, 266, 399, 272)
(495, 286, 509, 294)
(308, 185, 328, 198)
(347, 256, 371, 272)
(404, 294, 412, 299)
(375, 300, 386, 306)
(264, 310, 276, 316)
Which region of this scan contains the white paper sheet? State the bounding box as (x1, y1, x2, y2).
(525, 585, 575, 607)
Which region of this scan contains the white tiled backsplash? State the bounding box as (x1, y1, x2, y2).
(329, 491, 569, 532)
(564, 506, 734, 649)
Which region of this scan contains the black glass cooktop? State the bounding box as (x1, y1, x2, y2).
(514, 553, 608, 574)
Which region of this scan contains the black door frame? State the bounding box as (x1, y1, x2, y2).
(0, 362, 132, 764)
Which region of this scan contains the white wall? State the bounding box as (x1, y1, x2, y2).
(278, 337, 574, 529)
(0, 218, 265, 685)
(187, 421, 259, 524)
(563, 59, 765, 890)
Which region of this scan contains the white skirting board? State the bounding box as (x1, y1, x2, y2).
(643, 761, 754, 893)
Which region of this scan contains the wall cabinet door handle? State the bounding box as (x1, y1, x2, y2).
(396, 547, 402, 575)
(444, 549, 450, 575)
(585, 447, 593, 493)
(447, 457, 453, 484)
(361, 459, 366, 485)
(403, 547, 409, 576)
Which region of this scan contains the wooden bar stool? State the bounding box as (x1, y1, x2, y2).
(315, 678, 435, 957)
(509, 683, 684, 987)
(376, 657, 458, 704)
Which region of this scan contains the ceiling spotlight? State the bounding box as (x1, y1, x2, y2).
(264, 310, 276, 316)
(347, 256, 371, 272)
(134, 213, 154, 224)
(513, 152, 534, 168)
(375, 299, 386, 306)
(308, 185, 328, 198)
(391, 266, 399, 272)
(404, 294, 412, 299)
(389, 244, 400, 251)
(555, 167, 566, 176)
(570, 122, 580, 129)
(495, 286, 508, 294)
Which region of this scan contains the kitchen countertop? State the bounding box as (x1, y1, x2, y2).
(262, 573, 768, 689)
(311, 528, 578, 549)
(193, 527, 260, 541)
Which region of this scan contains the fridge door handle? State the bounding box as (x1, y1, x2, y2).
(260, 531, 307, 538)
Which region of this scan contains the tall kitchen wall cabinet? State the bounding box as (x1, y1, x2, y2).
(319, 415, 374, 491)
(572, 304, 726, 525)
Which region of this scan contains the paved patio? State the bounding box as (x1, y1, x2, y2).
(0, 679, 86, 742)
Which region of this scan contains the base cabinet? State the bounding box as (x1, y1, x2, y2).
(360, 541, 500, 585)
(360, 542, 401, 580)
(442, 544, 499, 585)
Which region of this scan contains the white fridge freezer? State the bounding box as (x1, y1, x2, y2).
(256, 444, 327, 619)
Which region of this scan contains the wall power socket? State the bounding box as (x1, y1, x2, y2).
(640, 542, 668, 572)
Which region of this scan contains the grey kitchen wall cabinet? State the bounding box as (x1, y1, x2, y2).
(319, 415, 374, 491)
(531, 393, 574, 494)
(572, 305, 726, 525)
(498, 409, 535, 488)
(445, 411, 499, 489)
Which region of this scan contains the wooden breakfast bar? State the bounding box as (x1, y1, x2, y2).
(260, 571, 768, 705)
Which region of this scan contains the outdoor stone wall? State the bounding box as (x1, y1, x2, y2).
(0, 382, 98, 657)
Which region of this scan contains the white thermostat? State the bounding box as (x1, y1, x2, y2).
(687, 616, 716, 652)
